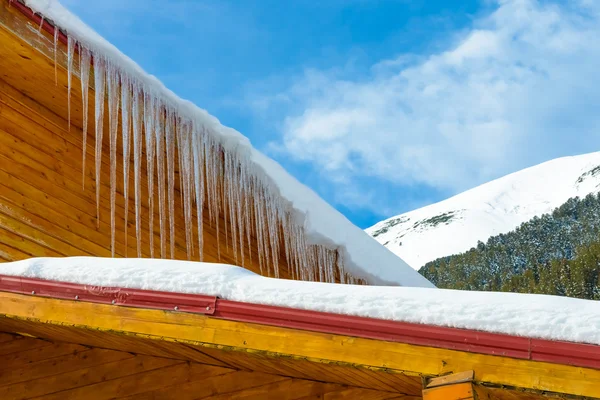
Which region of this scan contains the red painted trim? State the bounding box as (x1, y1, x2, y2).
(0, 275, 216, 315)
(10, 0, 69, 46)
(213, 299, 531, 358)
(0, 274, 599, 370)
(531, 339, 600, 369)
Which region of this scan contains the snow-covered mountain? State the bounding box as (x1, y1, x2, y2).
(366, 152, 600, 270)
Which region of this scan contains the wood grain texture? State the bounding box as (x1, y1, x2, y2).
(0, 0, 363, 283)
(422, 382, 475, 400)
(0, 333, 406, 400)
(0, 292, 599, 399)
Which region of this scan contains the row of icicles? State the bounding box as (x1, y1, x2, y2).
(53, 32, 360, 285)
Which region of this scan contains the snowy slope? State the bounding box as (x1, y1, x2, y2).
(367, 152, 600, 270)
(2, 257, 600, 345)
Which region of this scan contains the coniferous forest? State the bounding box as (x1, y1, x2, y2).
(419, 192, 600, 299)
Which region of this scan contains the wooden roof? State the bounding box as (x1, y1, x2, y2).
(0, 0, 366, 284)
(0, 275, 599, 399)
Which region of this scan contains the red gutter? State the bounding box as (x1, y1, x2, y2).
(0, 274, 599, 370)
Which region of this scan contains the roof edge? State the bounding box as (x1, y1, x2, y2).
(0, 274, 598, 370)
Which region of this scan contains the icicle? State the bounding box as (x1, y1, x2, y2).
(79, 47, 91, 189)
(28, 33, 359, 283)
(179, 122, 194, 260)
(38, 16, 44, 34)
(107, 62, 120, 257)
(318, 246, 325, 282)
(242, 166, 253, 266)
(221, 151, 230, 258)
(155, 105, 167, 258)
(166, 110, 176, 259)
(234, 158, 245, 267)
(253, 179, 265, 276)
(205, 135, 220, 260)
(337, 251, 345, 284)
(53, 28, 59, 86)
(179, 140, 184, 213)
(281, 214, 293, 280)
(191, 124, 205, 261)
(144, 93, 157, 258)
(121, 75, 132, 255)
(93, 55, 106, 227)
(175, 120, 190, 259)
(132, 85, 143, 257)
(236, 164, 246, 267)
(224, 152, 237, 265)
(265, 191, 280, 278)
(67, 36, 75, 131)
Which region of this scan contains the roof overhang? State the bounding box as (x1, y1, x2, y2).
(1, 275, 599, 399)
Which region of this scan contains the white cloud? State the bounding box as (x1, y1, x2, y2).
(257, 0, 600, 212)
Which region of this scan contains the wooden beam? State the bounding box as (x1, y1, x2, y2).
(425, 371, 474, 389)
(423, 382, 476, 400)
(423, 371, 476, 400)
(0, 291, 600, 399)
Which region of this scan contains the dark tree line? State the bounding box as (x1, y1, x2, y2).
(419, 192, 600, 300)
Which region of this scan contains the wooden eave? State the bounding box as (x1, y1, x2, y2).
(0, 275, 599, 399)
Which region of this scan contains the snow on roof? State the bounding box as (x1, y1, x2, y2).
(19, 0, 433, 288)
(2, 257, 600, 346)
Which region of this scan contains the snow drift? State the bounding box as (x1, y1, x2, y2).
(2, 257, 600, 346)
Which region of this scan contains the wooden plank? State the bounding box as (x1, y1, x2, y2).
(0, 184, 113, 257)
(33, 361, 204, 400)
(0, 105, 155, 228)
(422, 382, 475, 400)
(204, 378, 340, 400)
(0, 226, 62, 258)
(322, 388, 416, 400)
(0, 355, 181, 400)
(0, 241, 31, 261)
(118, 370, 284, 400)
(426, 370, 474, 388)
(0, 170, 142, 258)
(0, 347, 133, 387)
(474, 385, 555, 400)
(0, 132, 144, 257)
(0, 335, 51, 356)
(163, 340, 420, 394)
(164, 342, 235, 368)
(0, 341, 89, 372)
(1, 293, 599, 398)
(0, 208, 87, 257)
(0, 331, 18, 343)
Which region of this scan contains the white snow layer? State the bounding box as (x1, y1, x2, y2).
(368, 151, 600, 270)
(20, 0, 432, 288)
(2, 257, 600, 346)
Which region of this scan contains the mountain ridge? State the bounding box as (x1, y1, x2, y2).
(366, 152, 600, 270)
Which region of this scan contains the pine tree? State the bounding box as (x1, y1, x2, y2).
(419, 193, 600, 300)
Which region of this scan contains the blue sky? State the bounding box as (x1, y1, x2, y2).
(62, 0, 600, 228)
